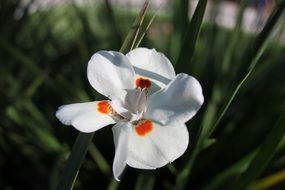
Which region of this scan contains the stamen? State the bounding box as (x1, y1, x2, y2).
(136, 77, 151, 89)
(97, 101, 111, 114)
(135, 120, 153, 136)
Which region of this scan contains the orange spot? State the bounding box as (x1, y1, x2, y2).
(136, 78, 151, 89)
(97, 101, 111, 114)
(135, 120, 153, 136)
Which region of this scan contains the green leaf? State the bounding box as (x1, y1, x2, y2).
(250, 168, 285, 190)
(233, 112, 285, 190)
(202, 138, 216, 149)
(221, 0, 247, 73)
(57, 133, 95, 190)
(201, 150, 257, 190)
(209, 0, 285, 142)
(119, 1, 149, 54)
(175, 1, 285, 189)
(134, 173, 155, 190)
(175, 0, 208, 73)
(134, 9, 157, 49)
(88, 142, 111, 176)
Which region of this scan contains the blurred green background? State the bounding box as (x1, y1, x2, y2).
(1, 0, 285, 189)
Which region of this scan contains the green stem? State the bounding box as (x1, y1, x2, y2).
(57, 133, 94, 190)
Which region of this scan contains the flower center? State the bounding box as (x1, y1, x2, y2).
(109, 82, 152, 124)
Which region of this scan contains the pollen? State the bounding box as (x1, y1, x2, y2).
(97, 101, 111, 114)
(135, 120, 153, 136)
(136, 77, 151, 89)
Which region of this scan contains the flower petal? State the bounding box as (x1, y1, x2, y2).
(87, 51, 136, 100)
(112, 121, 131, 181)
(127, 120, 188, 169)
(145, 73, 204, 125)
(56, 101, 115, 133)
(126, 48, 176, 93)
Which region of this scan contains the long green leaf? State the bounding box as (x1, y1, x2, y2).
(175, 0, 208, 73)
(201, 150, 257, 190)
(104, 0, 123, 49)
(134, 9, 157, 49)
(0, 36, 42, 75)
(88, 142, 111, 176)
(119, 1, 149, 53)
(176, 1, 285, 189)
(57, 133, 95, 190)
(134, 173, 155, 190)
(233, 111, 285, 190)
(209, 0, 285, 139)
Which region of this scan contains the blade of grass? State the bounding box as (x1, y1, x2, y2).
(233, 111, 285, 190)
(104, 0, 123, 49)
(250, 168, 285, 190)
(173, 0, 189, 41)
(203, 135, 285, 190)
(235, 0, 285, 81)
(57, 2, 151, 189)
(169, 0, 189, 61)
(120, 1, 149, 53)
(175, 0, 208, 73)
(134, 173, 155, 190)
(174, 0, 208, 188)
(209, 0, 285, 139)
(88, 142, 111, 176)
(201, 150, 258, 190)
(107, 179, 120, 190)
(134, 9, 158, 49)
(205, 0, 285, 153)
(176, 1, 285, 189)
(57, 132, 95, 190)
(0, 35, 42, 75)
(221, 0, 247, 73)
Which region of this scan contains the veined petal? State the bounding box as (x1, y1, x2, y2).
(145, 73, 204, 125)
(112, 121, 132, 181)
(126, 48, 175, 93)
(127, 120, 189, 169)
(87, 51, 136, 100)
(56, 101, 115, 133)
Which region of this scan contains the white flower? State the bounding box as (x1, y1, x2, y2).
(56, 47, 204, 181)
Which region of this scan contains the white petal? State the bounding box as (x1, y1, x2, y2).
(87, 51, 136, 100)
(127, 121, 189, 169)
(56, 101, 115, 133)
(112, 121, 131, 181)
(145, 73, 204, 125)
(126, 48, 176, 93)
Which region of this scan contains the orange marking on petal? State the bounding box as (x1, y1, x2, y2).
(97, 101, 111, 114)
(135, 120, 153, 136)
(136, 78, 151, 89)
